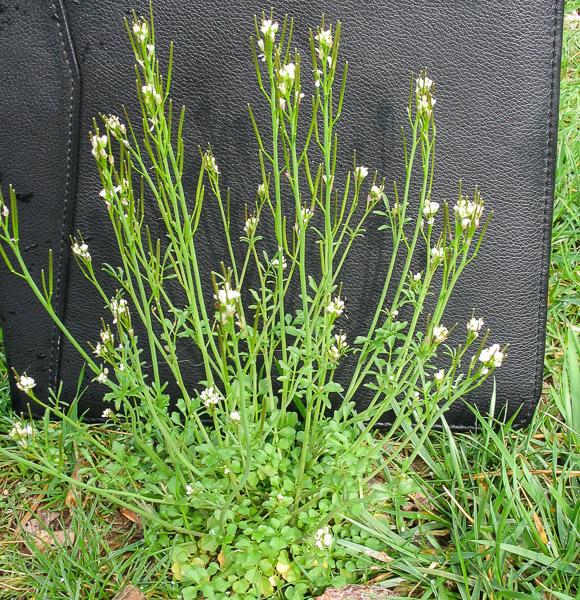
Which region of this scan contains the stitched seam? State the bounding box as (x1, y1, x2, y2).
(529, 0, 559, 425)
(48, 1, 75, 389)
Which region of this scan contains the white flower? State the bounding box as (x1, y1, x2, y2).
(434, 369, 445, 383)
(110, 297, 129, 324)
(93, 343, 105, 357)
(72, 241, 91, 261)
(9, 421, 34, 447)
(314, 526, 333, 550)
(368, 184, 384, 203)
(467, 317, 484, 337)
(277, 62, 296, 95)
(415, 76, 436, 117)
(326, 296, 345, 317)
(101, 408, 114, 419)
(146, 43, 155, 57)
(257, 183, 267, 197)
(16, 374, 36, 395)
(244, 216, 259, 236)
(100, 330, 113, 344)
(328, 345, 340, 362)
(433, 325, 449, 343)
(391, 309, 399, 318)
(90, 134, 108, 160)
(201, 386, 222, 408)
(277, 493, 287, 502)
(141, 83, 162, 105)
(315, 28, 333, 60)
(454, 195, 484, 230)
(104, 114, 126, 135)
(479, 344, 505, 368)
(214, 282, 240, 322)
(413, 272, 422, 282)
(260, 18, 279, 42)
(185, 484, 194, 497)
(1, 204, 9, 218)
(230, 411, 241, 422)
(203, 152, 220, 175)
(416, 76, 433, 93)
(422, 201, 440, 225)
(99, 185, 122, 208)
(96, 367, 109, 384)
(355, 165, 369, 181)
(132, 20, 149, 43)
(431, 246, 444, 260)
(295, 206, 313, 233)
(272, 253, 287, 270)
(328, 332, 347, 363)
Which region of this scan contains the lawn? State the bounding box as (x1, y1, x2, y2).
(0, 8, 577, 600)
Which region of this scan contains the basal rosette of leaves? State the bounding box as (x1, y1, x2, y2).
(0, 7, 506, 600)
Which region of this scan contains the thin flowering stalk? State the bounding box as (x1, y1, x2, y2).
(260, 16, 290, 406)
(343, 114, 423, 404)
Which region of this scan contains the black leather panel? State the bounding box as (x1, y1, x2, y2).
(1, 1, 564, 426)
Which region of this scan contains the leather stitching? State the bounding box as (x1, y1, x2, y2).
(528, 0, 560, 426)
(48, 1, 75, 390)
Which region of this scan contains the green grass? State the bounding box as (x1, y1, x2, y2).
(0, 9, 578, 600)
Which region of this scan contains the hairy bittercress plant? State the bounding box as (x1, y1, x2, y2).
(0, 9, 506, 599)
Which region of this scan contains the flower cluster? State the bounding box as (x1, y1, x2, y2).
(454, 194, 484, 231)
(432, 324, 449, 344)
(434, 368, 445, 383)
(422, 200, 440, 225)
(91, 134, 109, 160)
(214, 282, 240, 322)
(9, 421, 34, 448)
(368, 184, 384, 204)
(416, 75, 436, 117)
(142, 83, 162, 105)
(315, 28, 333, 64)
(467, 317, 484, 337)
(326, 296, 345, 317)
(200, 386, 222, 408)
(295, 206, 313, 233)
(328, 332, 347, 363)
(103, 114, 126, 138)
(95, 366, 109, 384)
(260, 18, 278, 43)
(479, 343, 505, 373)
(354, 165, 368, 181)
(16, 373, 36, 395)
(110, 297, 129, 324)
(272, 252, 287, 271)
(72, 240, 91, 262)
(431, 246, 444, 260)
(202, 152, 220, 176)
(244, 215, 259, 237)
(314, 526, 333, 550)
(102, 407, 115, 419)
(132, 20, 149, 43)
(277, 62, 296, 96)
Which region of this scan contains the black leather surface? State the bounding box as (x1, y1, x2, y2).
(0, 1, 564, 427)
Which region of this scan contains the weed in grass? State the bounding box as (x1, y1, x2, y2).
(0, 5, 577, 600)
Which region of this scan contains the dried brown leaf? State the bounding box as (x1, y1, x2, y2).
(316, 584, 395, 599)
(113, 586, 146, 600)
